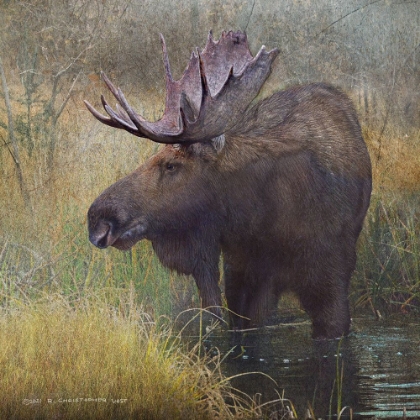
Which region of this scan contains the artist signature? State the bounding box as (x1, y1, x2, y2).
(23, 397, 127, 405)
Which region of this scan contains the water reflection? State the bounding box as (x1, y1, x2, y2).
(352, 317, 420, 419)
(202, 314, 420, 419)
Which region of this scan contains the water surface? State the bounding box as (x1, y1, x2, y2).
(202, 314, 420, 419)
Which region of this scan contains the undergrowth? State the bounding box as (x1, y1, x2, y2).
(0, 216, 197, 319)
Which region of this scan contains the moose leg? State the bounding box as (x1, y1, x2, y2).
(224, 263, 249, 329)
(299, 284, 351, 339)
(224, 262, 278, 329)
(192, 264, 223, 320)
(297, 247, 355, 339)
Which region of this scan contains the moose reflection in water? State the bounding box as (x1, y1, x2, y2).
(85, 30, 372, 339)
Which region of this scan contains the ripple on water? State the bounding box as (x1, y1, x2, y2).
(200, 314, 420, 419)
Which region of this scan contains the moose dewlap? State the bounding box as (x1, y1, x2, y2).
(85, 31, 372, 339)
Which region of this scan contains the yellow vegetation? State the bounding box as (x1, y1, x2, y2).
(0, 292, 272, 420)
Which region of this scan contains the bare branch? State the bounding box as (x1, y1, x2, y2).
(0, 55, 31, 209)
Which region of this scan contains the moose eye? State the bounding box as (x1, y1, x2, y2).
(165, 162, 176, 171)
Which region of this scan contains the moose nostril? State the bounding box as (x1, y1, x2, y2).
(89, 223, 111, 249)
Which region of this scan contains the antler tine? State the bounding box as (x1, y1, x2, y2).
(84, 31, 279, 144)
(104, 102, 137, 131)
(101, 73, 148, 132)
(84, 73, 153, 138)
(160, 33, 173, 85)
(83, 99, 117, 129)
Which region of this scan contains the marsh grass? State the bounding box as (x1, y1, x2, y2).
(0, 292, 285, 420)
(354, 192, 420, 314)
(345, 126, 420, 315)
(0, 220, 198, 319)
(0, 234, 286, 419)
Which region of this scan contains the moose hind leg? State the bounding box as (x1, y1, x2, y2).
(296, 240, 357, 339)
(299, 285, 351, 340)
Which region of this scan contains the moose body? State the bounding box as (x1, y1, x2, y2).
(86, 32, 372, 339)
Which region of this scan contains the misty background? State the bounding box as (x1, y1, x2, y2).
(0, 0, 419, 240)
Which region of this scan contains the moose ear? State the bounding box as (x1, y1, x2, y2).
(211, 134, 226, 154)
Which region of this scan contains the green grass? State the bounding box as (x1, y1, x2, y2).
(0, 208, 199, 319)
(353, 192, 420, 315)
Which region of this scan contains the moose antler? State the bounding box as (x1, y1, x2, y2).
(84, 31, 279, 144)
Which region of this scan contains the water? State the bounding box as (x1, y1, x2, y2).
(201, 314, 420, 419)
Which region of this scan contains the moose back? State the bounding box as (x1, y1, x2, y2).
(85, 31, 372, 339)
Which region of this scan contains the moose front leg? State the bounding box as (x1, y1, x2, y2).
(223, 263, 248, 329)
(192, 264, 223, 321)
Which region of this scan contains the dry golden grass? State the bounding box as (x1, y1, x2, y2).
(0, 292, 278, 420)
(363, 126, 420, 193)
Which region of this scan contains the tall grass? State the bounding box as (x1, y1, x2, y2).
(354, 192, 420, 315)
(342, 126, 420, 316)
(0, 214, 198, 319)
(0, 232, 293, 419)
(0, 292, 278, 420)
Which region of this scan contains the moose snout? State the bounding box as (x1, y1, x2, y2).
(89, 220, 113, 249)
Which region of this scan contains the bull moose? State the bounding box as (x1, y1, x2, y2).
(85, 31, 372, 339)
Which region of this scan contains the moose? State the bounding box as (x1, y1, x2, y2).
(85, 31, 372, 339)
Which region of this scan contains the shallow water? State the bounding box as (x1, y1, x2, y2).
(202, 314, 420, 419)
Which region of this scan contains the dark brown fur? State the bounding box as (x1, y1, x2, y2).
(88, 83, 372, 339)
